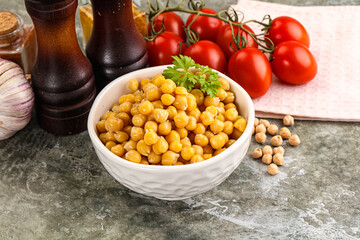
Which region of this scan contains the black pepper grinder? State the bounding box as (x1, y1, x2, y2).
(25, 0, 96, 135)
(85, 0, 148, 91)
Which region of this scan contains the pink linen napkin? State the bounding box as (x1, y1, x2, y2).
(230, 0, 360, 121)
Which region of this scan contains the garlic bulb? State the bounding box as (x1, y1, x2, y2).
(0, 58, 34, 140)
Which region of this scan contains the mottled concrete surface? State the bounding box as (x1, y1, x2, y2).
(1, 0, 360, 239)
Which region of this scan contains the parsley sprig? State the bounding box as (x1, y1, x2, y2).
(163, 55, 221, 98)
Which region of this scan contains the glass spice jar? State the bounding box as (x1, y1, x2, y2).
(0, 11, 37, 74)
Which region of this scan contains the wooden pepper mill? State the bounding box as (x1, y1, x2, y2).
(86, 0, 148, 91)
(25, 0, 96, 135)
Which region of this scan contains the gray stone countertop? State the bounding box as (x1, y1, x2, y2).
(1, 0, 360, 239)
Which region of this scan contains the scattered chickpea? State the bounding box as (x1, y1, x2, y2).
(254, 117, 259, 127)
(255, 124, 266, 134)
(252, 148, 262, 159)
(267, 163, 279, 175)
(270, 135, 283, 147)
(255, 132, 266, 144)
(273, 146, 285, 155)
(279, 127, 291, 139)
(283, 115, 294, 126)
(273, 153, 284, 166)
(261, 153, 273, 165)
(259, 119, 270, 128)
(289, 134, 301, 146)
(267, 124, 278, 135)
(262, 145, 273, 155)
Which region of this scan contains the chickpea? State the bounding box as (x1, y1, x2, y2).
(210, 119, 225, 134)
(153, 108, 169, 123)
(186, 94, 197, 111)
(173, 111, 189, 129)
(161, 79, 176, 94)
(190, 154, 204, 164)
(223, 91, 235, 104)
(99, 133, 107, 143)
(125, 150, 142, 163)
(289, 134, 301, 146)
(144, 129, 159, 145)
(259, 119, 270, 128)
(128, 78, 139, 92)
(188, 108, 201, 122)
(166, 106, 177, 120)
(114, 131, 129, 143)
(267, 124, 278, 135)
(231, 128, 243, 139)
(273, 153, 284, 166)
(118, 94, 135, 104)
(192, 145, 203, 155)
(262, 153, 272, 165)
(252, 148, 262, 159)
(175, 86, 188, 95)
(216, 113, 225, 121)
(203, 144, 213, 155)
(173, 95, 188, 110)
(186, 116, 197, 131)
(200, 111, 215, 126)
(116, 112, 130, 126)
(194, 134, 209, 147)
(130, 103, 141, 116)
(106, 141, 117, 150)
(105, 132, 116, 142)
(254, 117, 259, 127)
(203, 154, 212, 160)
(234, 117, 247, 132)
(152, 100, 164, 109)
(158, 121, 172, 136)
(161, 94, 175, 106)
(204, 96, 220, 107)
(146, 86, 161, 101)
(152, 74, 166, 87)
(210, 134, 226, 150)
(180, 137, 192, 148)
(267, 163, 279, 175)
(148, 151, 161, 164)
(105, 116, 124, 132)
(130, 126, 145, 142)
(181, 146, 195, 161)
(169, 141, 182, 153)
(283, 114, 294, 126)
(96, 120, 106, 133)
(161, 151, 179, 165)
(204, 130, 215, 140)
(218, 77, 230, 90)
(140, 78, 151, 90)
(206, 106, 218, 116)
(224, 103, 236, 110)
(165, 130, 181, 144)
(279, 127, 291, 139)
(100, 111, 112, 121)
(123, 139, 137, 152)
(134, 90, 145, 103)
(152, 137, 169, 154)
(144, 121, 158, 132)
(256, 123, 267, 134)
(139, 100, 154, 115)
(270, 135, 283, 147)
(255, 132, 266, 144)
(140, 159, 150, 165)
(136, 140, 152, 156)
(273, 146, 285, 155)
(225, 108, 238, 122)
(262, 145, 273, 155)
(214, 148, 226, 156)
(216, 88, 228, 101)
(193, 123, 206, 135)
(132, 114, 147, 127)
(225, 139, 236, 148)
(190, 89, 204, 106)
(111, 144, 125, 157)
(223, 121, 234, 135)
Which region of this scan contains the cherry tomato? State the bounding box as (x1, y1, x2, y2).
(216, 23, 258, 59)
(267, 16, 310, 47)
(147, 12, 186, 40)
(228, 48, 272, 98)
(147, 31, 187, 67)
(184, 40, 227, 73)
(186, 8, 224, 42)
(271, 41, 317, 85)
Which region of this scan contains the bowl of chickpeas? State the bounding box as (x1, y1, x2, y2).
(88, 65, 254, 200)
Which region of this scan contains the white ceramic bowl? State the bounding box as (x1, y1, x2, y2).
(88, 65, 254, 200)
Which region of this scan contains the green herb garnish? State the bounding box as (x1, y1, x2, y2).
(163, 55, 221, 98)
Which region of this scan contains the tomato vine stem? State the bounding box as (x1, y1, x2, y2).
(147, 0, 274, 53)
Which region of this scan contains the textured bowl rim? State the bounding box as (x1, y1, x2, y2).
(88, 65, 254, 172)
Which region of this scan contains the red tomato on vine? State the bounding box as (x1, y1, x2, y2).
(147, 12, 186, 40)
(228, 48, 272, 98)
(271, 41, 317, 85)
(186, 8, 224, 42)
(216, 23, 258, 59)
(147, 31, 187, 67)
(184, 40, 227, 73)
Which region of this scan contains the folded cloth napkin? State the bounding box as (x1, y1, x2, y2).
(230, 0, 360, 121)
